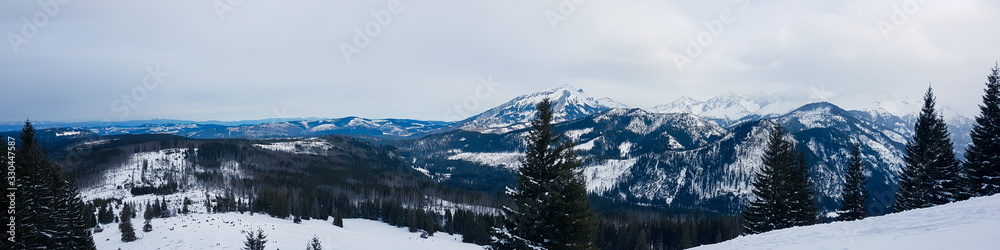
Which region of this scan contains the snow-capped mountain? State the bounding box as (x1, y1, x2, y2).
(651, 91, 819, 126)
(653, 91, 975, 153)
(858, 97, 975, 152)
(398, 102, 913, 214)
(455, 84, 628, 133)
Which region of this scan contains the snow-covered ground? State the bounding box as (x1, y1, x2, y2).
(447, 152, 523, 169)
(253, 138, 336, 155)
(581, 158, 637, 193)
(694, 194, 1000, 250)
(95, 212, 481, 250)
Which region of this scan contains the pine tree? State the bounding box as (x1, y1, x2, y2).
(132, 201, 139, 219)
(785, 151, 818, 227)
(743, 123, 788, 234)
(333, 209, 344, 228)
(12, 121, 96, 249)
(306, 235, 323, 250)
(243, 228, 267, 250)
(894, 87, 965, 212)
(143, 219, 153, 232)
(742, 123, 816, 234)
(839, 144, 869, 221)
(119, 203, 137, 242)
(965, 63, 1000, 197)
(98, 204, 114, 224)
(83, 203, 98, 228)
(144, 202, 154, 221)
(493, 98, 598, 250)
(182, 197, 191, 215)
(445, 209, 455, 235)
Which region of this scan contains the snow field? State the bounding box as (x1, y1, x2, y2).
(95, 212, 480, 250)
(694, 194, 1000, 250)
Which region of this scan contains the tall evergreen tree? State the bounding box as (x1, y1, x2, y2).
(965, 64, 1000, 197)
(333, 209, 344, 228)
(12, 121, 96, 249)
(785, 151, 818, 226)
(243, 228, 267, 250)
(445, 209, 455, 235)
(839, 144, 869, 221)
(119, 203, 137, 242)
(894, 87, 965, 212)
(493, 98, 598, 250)
(742, 123, 817, 234)
(144, 202, 154, 221)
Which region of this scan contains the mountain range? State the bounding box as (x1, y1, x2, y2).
(9, 85, 980, 215)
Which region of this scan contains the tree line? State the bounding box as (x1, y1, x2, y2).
(742, 63, 1000, 236)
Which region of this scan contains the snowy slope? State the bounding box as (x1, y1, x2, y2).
(80, 148, 245, 201)
(456, 84, 626, 133)
(95, 213, 479, 250)
(693, 194, 1000, 250)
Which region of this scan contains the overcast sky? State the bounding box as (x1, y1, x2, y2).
(2, 0, 999, 122)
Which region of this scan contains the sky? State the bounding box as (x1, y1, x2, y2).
(1, 0, 999, 122)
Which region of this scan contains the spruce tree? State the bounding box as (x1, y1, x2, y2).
(839, 144, 868, 221)
(306, 235, 323, 250)
(894, 87, 964, 212)
(785, 151, 818, 226)
(445, 209, 455, 235)
(333, 209, 344, 228)
(965, 64, 1000, 196)
(743, 123, 789, 234)
(84, 203, 98, 228)
(493, 98, 597, 250)
(743, 123, 816, 234)
(144, 203, 154, 221)
(12, 121, 96, 249)
(243, 228, 267, 250)
(120, 203, 137, 242)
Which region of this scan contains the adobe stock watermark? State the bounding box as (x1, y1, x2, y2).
(546, 0, 589, 31)
(442, 74, 503, 121)
(272, 106, 297, 119)
(213, 0, 246, 21)
(7, 0, 71, 54)
(673, 0, 751, 73)
(810, 84, 835, 101)
(111, 65, 169, 120)
(340, 0, 407, 63)
(876, 0, 929, 41)
(5, 136, 16, 243)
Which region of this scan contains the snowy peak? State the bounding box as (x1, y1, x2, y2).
(653, 91, 844, 126)
(595, 97, 629, 109)
(651, 96, 704, 114)
(457, 85, 626, 133)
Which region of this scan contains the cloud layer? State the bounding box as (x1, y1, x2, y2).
(1, 0, 997, 122)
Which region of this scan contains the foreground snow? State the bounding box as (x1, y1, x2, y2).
(694, 194, 1000, 250)
(95, 212, 480, 250)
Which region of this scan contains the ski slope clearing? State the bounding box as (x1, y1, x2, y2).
(694, 194, 1000, 250)
(95, 212, 480, 250)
